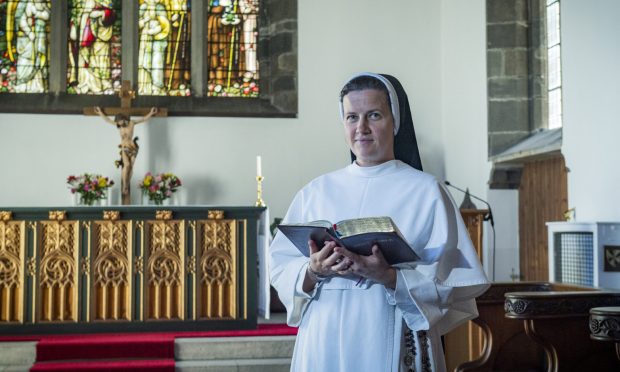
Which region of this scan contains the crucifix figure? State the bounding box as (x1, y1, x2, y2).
(84, 80, 167, 205)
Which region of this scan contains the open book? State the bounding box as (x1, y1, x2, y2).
(276, 216, 420, 265)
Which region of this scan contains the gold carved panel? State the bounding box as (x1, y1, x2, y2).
(37, 218, 80, 322)
(0, 208, 255, 332)
(0, 214, 25, 324)
(91, 220, 133, 321)
(144, 219, 185, 320)
(197, 219, 237, 319)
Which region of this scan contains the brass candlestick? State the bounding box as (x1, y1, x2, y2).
(255, 176, 265, 207)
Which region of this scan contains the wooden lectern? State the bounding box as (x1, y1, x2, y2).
(444, 209, 488, 371)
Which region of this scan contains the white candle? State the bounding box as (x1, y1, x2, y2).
(256, 156, 262, 177)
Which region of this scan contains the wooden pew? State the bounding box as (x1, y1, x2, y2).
(456, 282, 597, 372)
(590, 306, 620, 362)
(505, 290, 620, 372)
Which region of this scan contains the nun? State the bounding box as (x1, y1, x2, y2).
(269, 73, 490, 372)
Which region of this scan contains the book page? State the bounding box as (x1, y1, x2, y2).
(283, 220, 332, 229)
(336, 216, 396, 238)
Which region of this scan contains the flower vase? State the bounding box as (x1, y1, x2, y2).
(74, 193, 90, 206)
(74, 191, 108, 206)
(142, 193, 173, 206)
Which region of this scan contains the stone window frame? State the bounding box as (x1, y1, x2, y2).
(0, 0, 298, 118)
(486, 0, 550, 158)
(487, 0, 569, 191)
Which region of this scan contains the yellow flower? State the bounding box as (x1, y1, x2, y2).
(98, 177, 107, 188)
(143, 175, 152, 187)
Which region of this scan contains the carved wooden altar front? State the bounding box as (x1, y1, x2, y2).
(0, 206, 263, 334)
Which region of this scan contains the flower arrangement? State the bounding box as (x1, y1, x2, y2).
(139, 172, 182, 205)
(67, 173, 114, 206)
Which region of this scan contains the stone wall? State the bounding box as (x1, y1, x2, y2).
(260, 0, 298, 114)
(487, 0, 547, 157)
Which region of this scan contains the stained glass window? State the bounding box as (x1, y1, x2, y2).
(138, 0, 191, 97)
(0, 0, 51, 93)
(67, 0, 122, 95)
(207, 0, 259, 97)
(0, 0, 297, 115)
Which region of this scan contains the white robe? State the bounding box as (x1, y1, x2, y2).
(269, 160, 490, 372)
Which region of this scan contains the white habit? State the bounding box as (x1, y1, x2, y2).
(269, 160, 490, 372)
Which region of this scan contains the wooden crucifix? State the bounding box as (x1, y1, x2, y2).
(84, 80, 168, 205)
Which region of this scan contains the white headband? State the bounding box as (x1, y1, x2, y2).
(338, 72, 401, 135)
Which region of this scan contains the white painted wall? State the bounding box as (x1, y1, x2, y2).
(0, 0, 502, 276)
(1, 0, 615, 289)
(562, 0, 620, 222)
(487, 189, 519, 281)
(0, 0, 453, 221)
(2, 0, 537, 280)
(440, 0, 490, 198)
(440, 1, 501, 280)
(17, 0, 619, 285)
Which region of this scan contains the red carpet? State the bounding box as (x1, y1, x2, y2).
(174, 323, 299, 338)
(36, 333, 175, 361)
(30, 359, 175, 372)
(16, 324, 297, 371)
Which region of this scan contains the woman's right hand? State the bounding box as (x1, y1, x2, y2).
(303, 240, 352, 293)
(308, 240, 352, 276)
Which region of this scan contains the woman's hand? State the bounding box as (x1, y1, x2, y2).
(334, 245, 397, 289)
(302, 240, 353, 293)
(308, 240, 352, 276)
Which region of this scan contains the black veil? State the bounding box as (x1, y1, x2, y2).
(341, 73, 423, 172)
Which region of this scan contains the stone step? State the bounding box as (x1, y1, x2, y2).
(0, 367, 34, 372)
(175, 358, 291, 372)
(175, 335, 295, 361)
(0, 342, 37, 370)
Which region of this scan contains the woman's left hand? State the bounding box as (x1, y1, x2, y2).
(334, 245, 397, 289)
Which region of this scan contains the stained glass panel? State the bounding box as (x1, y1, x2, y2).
(0, 0, 51, 93)
(138, 0, 191, 96)
(67, 0, 122, 95)
(207, 0, 259, 97)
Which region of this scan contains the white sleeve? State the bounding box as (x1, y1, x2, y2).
(384, 182, 490, 334)
(269, 190, 321, 326)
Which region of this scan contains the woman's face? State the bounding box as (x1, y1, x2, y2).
(342, 89, 395, 167)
